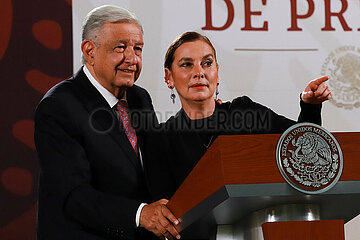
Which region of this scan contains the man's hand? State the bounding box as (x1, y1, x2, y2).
(140, 199, 180, 239)
(301, 76, 332, 104)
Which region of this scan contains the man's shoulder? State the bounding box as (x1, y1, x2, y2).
(42, 69, 85, 100)
(43, 79, 73, 99)
(127, 84, 153, 108)
(35, 69, 87, 113)
(128, 84, 150, 97)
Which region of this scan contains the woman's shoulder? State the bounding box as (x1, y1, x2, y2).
(231, 95, 255, 105)
(219, 96, 257, 109)
(162, 110, 184, 130)
(218, 96, 271, 115)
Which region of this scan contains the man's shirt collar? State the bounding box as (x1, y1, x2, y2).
(83, 65, 127, 108)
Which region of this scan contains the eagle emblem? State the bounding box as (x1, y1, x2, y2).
(276, 123, 343, 194)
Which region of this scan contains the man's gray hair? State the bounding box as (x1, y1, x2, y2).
(81, 5, 143, 64)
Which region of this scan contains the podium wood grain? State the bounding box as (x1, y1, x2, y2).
(167, 132, 360, 219)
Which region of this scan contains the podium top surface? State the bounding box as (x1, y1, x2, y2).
(167, 132, 360, 230)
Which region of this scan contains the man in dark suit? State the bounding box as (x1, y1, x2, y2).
(34, 5, 180, 240)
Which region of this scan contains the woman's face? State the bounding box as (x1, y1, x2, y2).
(165, 40, 219, 104)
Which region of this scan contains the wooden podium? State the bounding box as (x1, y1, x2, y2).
(167, 132, 360, 239)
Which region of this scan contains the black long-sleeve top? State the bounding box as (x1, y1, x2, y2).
(147, 96, 322, 200)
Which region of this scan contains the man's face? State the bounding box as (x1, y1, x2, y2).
(87, 22, 143, 96)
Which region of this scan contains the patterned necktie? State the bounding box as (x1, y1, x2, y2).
(116, 100, 139, 155)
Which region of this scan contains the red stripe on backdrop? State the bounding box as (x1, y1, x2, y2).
(0, 0, 12, 60)
(0, 204, 37, 240)
(0, 0, 73, 239)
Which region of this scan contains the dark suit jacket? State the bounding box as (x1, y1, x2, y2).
(34, 68, 159, 240)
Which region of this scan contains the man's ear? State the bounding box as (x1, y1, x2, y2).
(81, 40, 96, 65)
(164, 68, 175, 89)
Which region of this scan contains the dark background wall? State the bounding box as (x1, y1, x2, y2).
(0, 0, 72, 239)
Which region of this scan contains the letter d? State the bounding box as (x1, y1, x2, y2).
(202, 0, 234, 31)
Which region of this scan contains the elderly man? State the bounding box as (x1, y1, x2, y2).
(34, 5, 179, 240)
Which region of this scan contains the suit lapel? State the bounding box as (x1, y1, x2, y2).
(126, 85, 150, 149)
(72, 68, 142, 171)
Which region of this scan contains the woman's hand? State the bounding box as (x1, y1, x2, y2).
(301, 76, 332, 104)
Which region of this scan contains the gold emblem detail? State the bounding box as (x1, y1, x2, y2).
(321, 46, 360, 109)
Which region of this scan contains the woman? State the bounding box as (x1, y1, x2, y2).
(148, 32, 332, 200)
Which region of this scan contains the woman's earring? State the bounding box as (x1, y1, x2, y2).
(170, 87, 176, 104)
(165, 76, 175, 104)
(215, 85, 219, 100)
